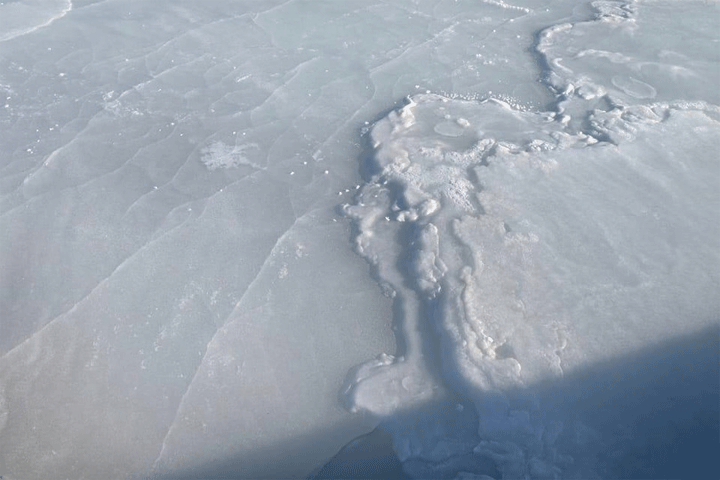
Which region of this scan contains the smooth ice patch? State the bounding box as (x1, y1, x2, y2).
(0, 0, 72, 42)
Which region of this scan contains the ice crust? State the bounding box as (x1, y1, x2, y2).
(0, 0, 718, 479)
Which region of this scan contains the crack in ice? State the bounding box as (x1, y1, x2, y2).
(150, 209, 308, 472)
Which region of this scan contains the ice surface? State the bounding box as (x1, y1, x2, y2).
(1, 0, 718, 479)
(340, 0, 719, 478)
(0, 0, 72, 42)
(344, 95, 719, 477)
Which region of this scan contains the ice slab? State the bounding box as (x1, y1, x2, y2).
(537, 0, 720, 124)
(343, 95, 719, 480)
(336, 0, 720, 477)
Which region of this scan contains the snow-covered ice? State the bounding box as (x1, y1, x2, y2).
(1, 0, 718, 479)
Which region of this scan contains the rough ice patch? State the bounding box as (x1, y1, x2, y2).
(340, 1, 720, 476)
(199, 141, 263, 171)
(343, 90, 720, 480)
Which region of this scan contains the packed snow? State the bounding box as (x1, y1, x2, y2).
(0, 0, 718, 479)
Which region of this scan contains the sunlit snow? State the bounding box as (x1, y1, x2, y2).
(0, 0, 718, 479)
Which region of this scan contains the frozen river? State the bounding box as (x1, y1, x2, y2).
(1, 0, 718, 479)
